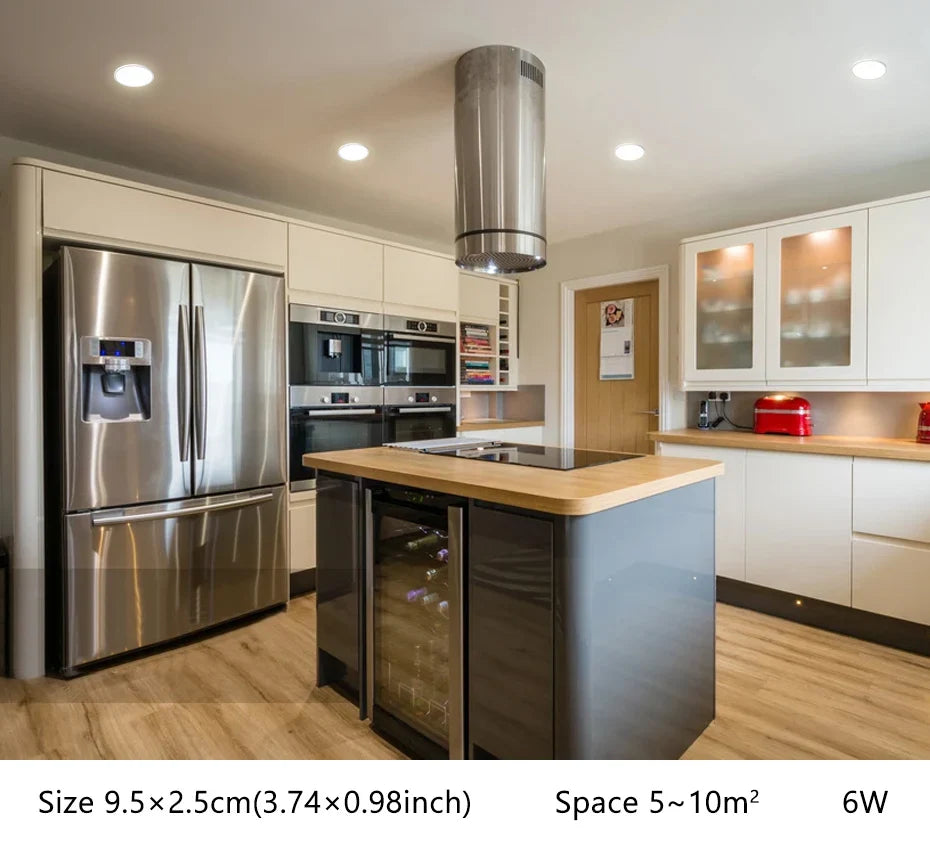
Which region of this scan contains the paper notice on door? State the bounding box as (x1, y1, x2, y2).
(599, 298, 634, 380)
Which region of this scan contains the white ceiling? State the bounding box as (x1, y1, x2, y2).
(1, 0, 929, 247)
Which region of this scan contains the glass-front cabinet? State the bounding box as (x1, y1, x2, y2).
(682, 230, 767, 383)
(765, 210, 867, 382)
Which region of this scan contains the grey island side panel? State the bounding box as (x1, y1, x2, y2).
(468, 505, 555, 759)
(555, 479, 716, 759)
(315, 472, 363, 704)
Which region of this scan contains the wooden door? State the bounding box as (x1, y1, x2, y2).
(574, 279, 659, 454)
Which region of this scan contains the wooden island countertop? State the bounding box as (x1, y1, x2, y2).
(303, 446, 722, 516)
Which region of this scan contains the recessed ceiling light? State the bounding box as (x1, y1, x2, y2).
(114, 64, 154, 87)
(614, 143, 645, 161)
(852, 59, 886, 80)
(338, 143, 369, 161)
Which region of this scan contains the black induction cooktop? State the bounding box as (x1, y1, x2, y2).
(429, 442, 643, 470)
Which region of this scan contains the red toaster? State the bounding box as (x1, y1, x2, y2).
(753, 395, 812, 436)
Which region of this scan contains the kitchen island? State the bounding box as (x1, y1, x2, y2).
(304, 445, 723, 760)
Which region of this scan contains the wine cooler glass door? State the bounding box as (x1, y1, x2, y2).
(367, 494, 463, 757)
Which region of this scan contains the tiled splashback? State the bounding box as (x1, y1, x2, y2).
(686, 391, 930, 439)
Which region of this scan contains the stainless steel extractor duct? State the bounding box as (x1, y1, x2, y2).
(454, 45, 546, 274)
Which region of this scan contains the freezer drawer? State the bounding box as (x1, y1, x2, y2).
(63, 487, 287, 671)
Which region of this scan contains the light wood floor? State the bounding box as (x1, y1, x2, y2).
(2, 596, 929, 759)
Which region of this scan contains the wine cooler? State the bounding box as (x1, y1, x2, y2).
(365, 486, 464, 759)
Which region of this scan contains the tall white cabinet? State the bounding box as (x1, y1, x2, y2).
(867, 197, 930, 383)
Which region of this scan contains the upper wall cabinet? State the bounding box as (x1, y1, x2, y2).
(42, 170, 287, 269)
(867, 197, 930, 383)
(383, 246, 458, 316)
(765, 210, 867, 383)
(681, 230, 767, 384)
(288, 223, 383, 305)
(459, 272, 500, 323)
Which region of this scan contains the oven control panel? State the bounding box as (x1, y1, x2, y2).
(321, 309, 360, 325)
(406, 319, 438, 333)
(407, 392, 439, 403)
(321, 392, 363, 404)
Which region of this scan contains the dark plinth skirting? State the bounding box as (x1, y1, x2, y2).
(717, 576, 930, 657)
(289, 568, 316, 598)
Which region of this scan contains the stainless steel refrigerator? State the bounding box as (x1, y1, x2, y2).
(45, 246, 287, 674)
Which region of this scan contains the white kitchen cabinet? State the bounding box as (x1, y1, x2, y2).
(867, 197, 930, 383)
(289, 498, 317, 575)
(497, 281, 518, 389)
(457, 426, 544, 444)
(853, 458, 930, 544)
(853, 537, 930, 625)
(681, 230, 767, 384)
(745, 451, 852, 604)
(42, 169, 287, 269)
(657, 443, 747, 580)
(459, 273, 500, 323)
(383, 246, 458, 317)
(287, 224, 383, 306)
(765, 210, 868, 383)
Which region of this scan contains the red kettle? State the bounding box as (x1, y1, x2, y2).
(918, 403, 930, 444)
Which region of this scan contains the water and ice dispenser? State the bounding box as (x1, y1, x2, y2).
(80, 336, 152, 421)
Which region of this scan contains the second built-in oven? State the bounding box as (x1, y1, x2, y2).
(383, 387, 457, 444)
(384, 316, 457, 387)
(289, 386, 384, 491)
(289, 305, 383, 386)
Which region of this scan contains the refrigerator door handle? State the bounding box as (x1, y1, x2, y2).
(364, 488, 374, 722)
(447, 505, 465, 759)
(193, 304, 207, 461)
(91, 491, 274, 526)
(178, 304, 192, 463)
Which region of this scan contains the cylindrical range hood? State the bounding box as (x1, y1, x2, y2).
(454, 45, 546, 275)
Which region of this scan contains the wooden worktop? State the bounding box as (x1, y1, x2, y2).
(303, 446, 722, 516)
(650, 428, 930, 462)
(458, 418, 545, 431)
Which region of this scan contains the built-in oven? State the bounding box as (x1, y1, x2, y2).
(383, 315, 457, 387)
(289, 305, 383, 387)
(383, 387, 457, 444)
(289, 386, 384, 491)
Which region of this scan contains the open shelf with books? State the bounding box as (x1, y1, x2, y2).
(459, 321, 498, 386)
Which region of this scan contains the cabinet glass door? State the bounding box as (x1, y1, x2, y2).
(766, 210, 867, 382)
(369, 493, 463, 757)
(683, 231, 766, 383)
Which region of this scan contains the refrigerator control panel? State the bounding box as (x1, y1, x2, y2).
(81, 336, 151, 365)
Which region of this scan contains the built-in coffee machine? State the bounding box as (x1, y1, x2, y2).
(289, 305, 383, 386)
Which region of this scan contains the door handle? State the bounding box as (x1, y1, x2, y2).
(364, 489, 374, 722)
(447, 505, 464, 760)
(305, 408, 379, 418)
(178, 305, 191, 462)
(636, 409, 660, 416)
(92, 491, 273, 526)
(193, 305, 207, 460)
(395, 407, 453, 414)
(388, 333, 457, 344)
